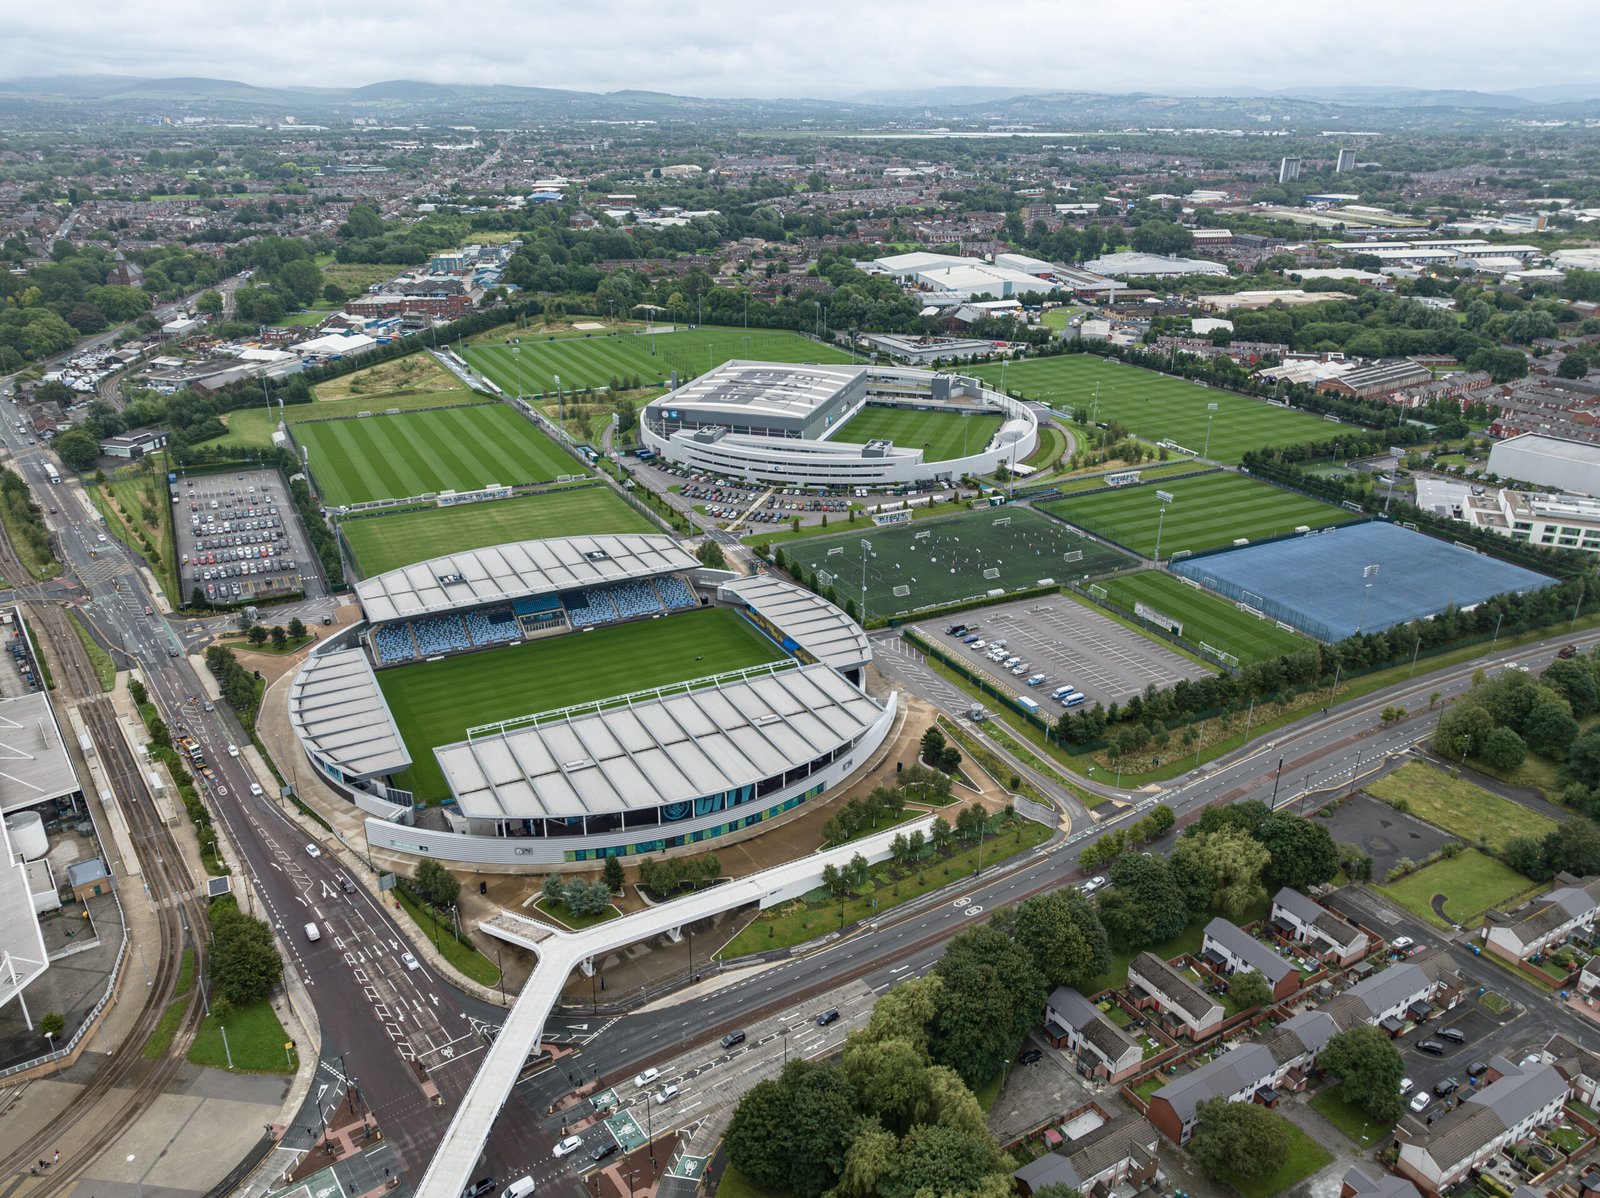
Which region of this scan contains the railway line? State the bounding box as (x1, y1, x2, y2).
(0, 519, 210, 1193)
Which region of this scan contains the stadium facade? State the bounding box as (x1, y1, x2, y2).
(639, 361, 1037, 487)
(288, 534, 894, 867)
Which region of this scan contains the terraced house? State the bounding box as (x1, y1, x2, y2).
(1482, 876, 1600, 964)
(1126, 952, 1225, 1041)
(1270, 886, 1371, 966)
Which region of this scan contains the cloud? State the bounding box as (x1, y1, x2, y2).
(5, 0, 1599, 97)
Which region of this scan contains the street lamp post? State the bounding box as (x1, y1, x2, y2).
(1152, 490, 1175, 563)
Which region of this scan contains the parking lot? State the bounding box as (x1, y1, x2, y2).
(1317, 793, 1457, 882)
(914, 593, 1211, 710)
(173, 467, 323, 605)
(677, 479, 848, 527)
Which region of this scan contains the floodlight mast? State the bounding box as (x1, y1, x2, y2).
(860, 538, 873, 627)
(1153, 490, 1176, 563)
(1355, 562, 1380, 633)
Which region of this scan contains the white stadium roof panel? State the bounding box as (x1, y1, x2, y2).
(356, 533, 697, 623)
(718, 576, 870, 671)
(288, 649, 411, 780)
(438, 663, 882, 820)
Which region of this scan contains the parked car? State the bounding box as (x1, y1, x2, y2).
(1082, 876, 1107, 895)
(1409, 1091, 1432, 1112)
(1400, 1077, 1415, 1096)
(1438, 1027, 1467, 1044)
(1433, 1078, 1459, 1098)
(1417, 1040, 1446, 1056)
(463, 1179, 495, 1198)
(1019, 1048, 1043, 1065)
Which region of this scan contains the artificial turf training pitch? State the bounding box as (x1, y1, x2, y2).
(292, 403, 575, 506)
(780, 506, 1132, 617)
(971, 355, 1342, 464)
(341, 486, 657, 577)
(464, 325, 859, 394)
(1095, 570, 1313, 662)
(1040, 471, 1353, 560)
(377, 606, 787, 803)
(830, 405, 1005, 462)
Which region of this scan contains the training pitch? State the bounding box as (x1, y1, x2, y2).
(378, 606, 787, 802)
(341, 486, 657, 577)
(780, 507, 1132, 617)
(830, 405, 1005, 462)
(1095, 571, 1313, 662)
(971, 355, 1341, 464)
(293, 404, 574, 506)
(1041, 471, 1354, 560)
(1172, 521, 1558, 641)
(464, 325, 858, 394)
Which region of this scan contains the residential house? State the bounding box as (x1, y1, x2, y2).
(1482, 876, 1600, 963)
(1341, 1165, 1423, 1198)
(1395, 1058, 1570, 1193)
(1318, 953, 1466, 1035)
(1540, 1032, 1600, 1108)
(1201, 917, 1300, 1002)
(1044, 987, 1144, 1083)
(1271, 887, 1371, 966)
(1127, 952, 1225, 1040)
(1144, 1010, 1338, 1144)
(1013, 1115, 1160, 1198)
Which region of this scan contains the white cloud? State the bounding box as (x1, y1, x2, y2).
(5, 0, 1599, 97)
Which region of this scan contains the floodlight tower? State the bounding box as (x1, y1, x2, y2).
(860, 538, 873, 627)
(1153, 490, 1175, 563)
(1355, 563, 1380, 633)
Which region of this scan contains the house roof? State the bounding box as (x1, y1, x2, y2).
(1403, 1060, 1569, 1170)
(1014, 1116, 1158, 1193)
(1048, 986, 1143, 1064)
(1129, 953, 1221, 1025)
(1152, 1009, 1335, 1124)
(1322, 960, 1448, 1030)
(1272, 886, 1366, 949)
(1502, 878, 1600, 945)
(1544, 1033, 1600, 1086)
(1343, 1166, 1421, 1198)
(1203, 917, 1295, 986)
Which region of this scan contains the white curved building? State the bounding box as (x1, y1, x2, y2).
(287, 535, 894, 867)
(640, 361, 1037, 488)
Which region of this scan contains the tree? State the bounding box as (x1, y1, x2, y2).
(1524, 692, 1580, 758)
(1542, 820, 1600, 877)
(322, 282, 348, 307)
(1188, 1098, 1292, 1181)
(53, 427, 100, 471)
(1565, 731, 1600, 790)
(932, 926, 1047, 1088)
(1502, 835, 1554, 882)
(541, 874, 565, 906)
(209, 905, 283, 1006)
(842, 1038, 933, 1135)
(1186, 828, 1271, 919)
(413, 858, 460, 909)
(40, 1011, 64, 1040)
(269, 625, 288, 649)
(725, 1059, 861, 1198)
(247, 625, 268, 646)
(287, 616, 307, 640)
(920, 726, 947, 764)
(858, 974, 942, 1056)
(195, 289, 223, 316)
(695, 540, 726, 569)
(1479, 725, 1528, 770)
(834, 1121, 898, 1198)
(1227, 969, 1273, 1012)
(1257, 813, 1339, 889)
(879, 1123, 1005, 1198)
(1098, 853, 1192, 950)
(603, 855, 625, 893)
(1319, 1025, 1405, 1121)
(1006, 889, 1111, 989)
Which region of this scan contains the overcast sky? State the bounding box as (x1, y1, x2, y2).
(7, 0, 1600, 98)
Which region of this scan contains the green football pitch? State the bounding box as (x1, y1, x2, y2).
(1095, 571, 1314, 662)
(780, 506, 1132, 618)
(464, 326, 859, 394)
(1040, 471, 1354, 560)
(970, 355, 1343, 464)
(292, 404, 575, 506)
(378, 607, 787, 803)
(341, 486, 657, 576)
(831, 405, 1005, 462)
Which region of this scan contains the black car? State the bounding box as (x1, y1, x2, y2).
(1467, 1061, 1489, 1079)
(1417, 1040, 1446, 1055)
(816, 1008, 840, 1027)
(464, 1180, 495, 1198)
(1437, 1027, 1467, 1044)
(1433, 1079, 1459, 1098)
(1019, 1049, 1043, 1065)
(591, 1142, 619, 1164)
(720, 1030, 746, 1049)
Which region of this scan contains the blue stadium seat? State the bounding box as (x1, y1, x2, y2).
(465, 605, 521, 646)
(412, 614, 471, 655)
(656, 576, 696, 610)
(373, 623, 416, 664)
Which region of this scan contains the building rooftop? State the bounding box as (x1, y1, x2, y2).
(288, 648, 412, 781)
(1272, 886, 1366, 950)
(1129, 952, 1221, 1024)
(0, 690, 82, 815)
(435, 662, 885, 820)
(1403, 1058, 1568, 1169)
(1083, 252, 1229, 278)
(649, 361, 864, 423)
(717, 576, 870, 672)
(355, 534, 698, 624)
(1202, 917, 1295, 986)
(1013, 1116, 1158, 1195)
(1047, 985, 1141, 1062)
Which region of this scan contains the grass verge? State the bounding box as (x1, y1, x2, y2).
(1211, 1117, 1332, 1198)
(142, 948, 196, 1060)
(68, 611, 116, 691)
(1309, 1088, 1392, 1143)
(532, 896, 622, 931)
(393, 887, 502, 986)
(189, 997, 293, 1073)
(1377, 849, 1545, 928)
(1366, 762, 1558, 851)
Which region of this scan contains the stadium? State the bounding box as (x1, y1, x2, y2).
(638, 361, 1038, 488)
(287, 534, 893, 867)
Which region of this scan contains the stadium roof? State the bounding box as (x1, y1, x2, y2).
(288, 648, 411, 781)
(356, 534, 698, 624)
(0, 691, 82, 815)
(0, 815, 48, 1014)
(717, 576, 871, 672)
(436, 662, 884, 821)
(648, 361, 864, 423)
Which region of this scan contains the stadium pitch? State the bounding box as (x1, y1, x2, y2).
(1040, 471, 1354, 560)
(378, 606, 788, 803)
(1095, 570, 1313, 662)
(341, 486, 657, 577)
(971, 355, 1340, 464)
(464, 325, 859, 394)
(830, 405, 1005, 462)
(1171, 521, 1558, 641)
(780, 507, 1132, 617)
(292, 403, 574, 506)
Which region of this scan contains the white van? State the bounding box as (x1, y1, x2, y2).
(501, 1177, 535, 1198)
(304, 922, 321, 942)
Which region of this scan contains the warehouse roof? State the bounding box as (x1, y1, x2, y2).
(1082, 252, 1229, 278)
(0, 690, 81, 815)
(717, 576, 870, 672)
(356, 534, 698, 624)
(437, 661, 885, 820)
(287, 648, 412, 780)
